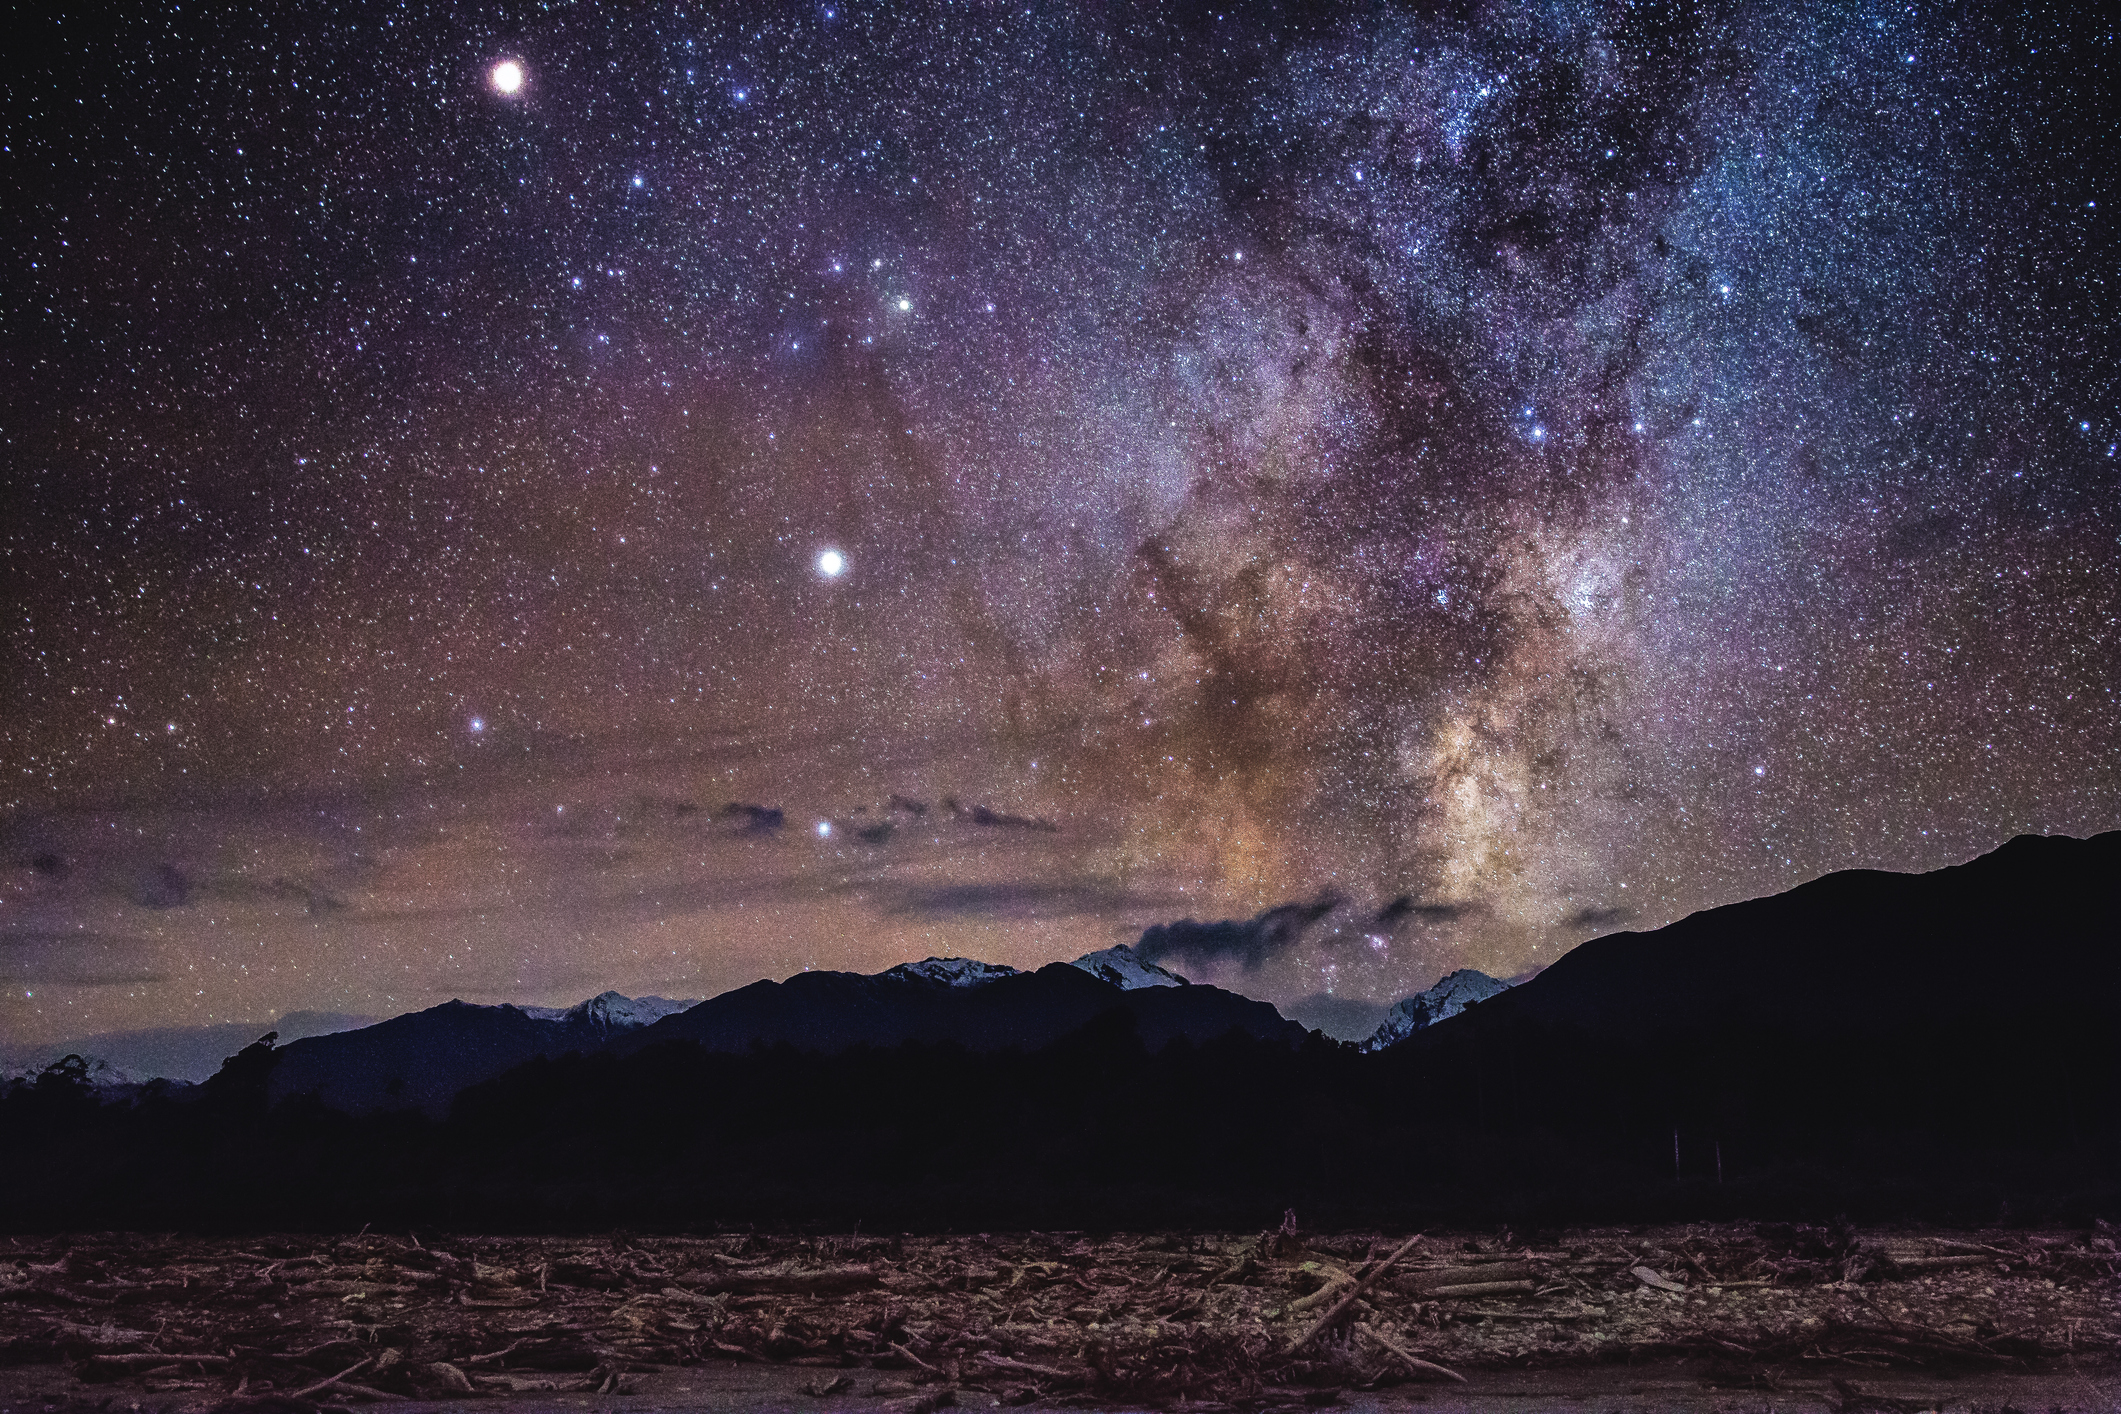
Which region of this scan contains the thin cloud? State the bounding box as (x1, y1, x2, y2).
(874, 880, 1185, 922)
(1136, 896, 1340, 972)
(1564, 905, 1634, 931)
(0, 929, 168, 986)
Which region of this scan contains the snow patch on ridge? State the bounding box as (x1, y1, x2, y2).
(1068, 944, 1189, 989)
(514, 993, 699, 1029)
(565, 991, 699, 1031)
(1362, 968, 1511, 1051)
(880, 957, 1026, 987)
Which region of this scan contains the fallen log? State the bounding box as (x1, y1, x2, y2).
(1402, 1263, 1539, 1294)
(334, 1382, 411, 1402)
(1426, 1280, 1537, 1299)
(76, 1353, 229, 1381)
(683, 1265, 882, 1295)
(977, 1351, 1087, 1383)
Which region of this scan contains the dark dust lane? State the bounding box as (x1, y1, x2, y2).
(2, 1226, 2116, 1413)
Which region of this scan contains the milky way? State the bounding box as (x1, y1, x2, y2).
(4, 0, 2115, 1043)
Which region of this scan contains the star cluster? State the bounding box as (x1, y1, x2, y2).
(2, 0, 2115, 1040)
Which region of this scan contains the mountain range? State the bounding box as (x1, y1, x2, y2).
(258, 946, 1297, 1115)
(20, 828, 2112, 1132)
(4, 831, 2114, 1230)
(7, 940, 1471, 1107)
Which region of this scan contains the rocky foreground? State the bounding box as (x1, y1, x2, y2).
(1, 1224, 2116, 1412)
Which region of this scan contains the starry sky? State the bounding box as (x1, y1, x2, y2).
(4, 0, 2116, 1046)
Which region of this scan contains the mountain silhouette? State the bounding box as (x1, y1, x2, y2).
(256, 954, 1297, 1117)
(613, 960, 1300, 1061)
(1411, 830, 2119, 1049)
(264, 995, 690, 1115)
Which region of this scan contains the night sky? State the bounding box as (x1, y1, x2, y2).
(4, 0, 2116, 1046)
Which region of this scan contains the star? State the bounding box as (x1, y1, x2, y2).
(489, 60, 524, 95)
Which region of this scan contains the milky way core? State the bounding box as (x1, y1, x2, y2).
(2, 0, 2114, 1043)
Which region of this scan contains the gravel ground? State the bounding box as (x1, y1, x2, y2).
(1, 1224, 2114, 1412)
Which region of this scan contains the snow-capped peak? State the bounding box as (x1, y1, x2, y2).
(1361, 968, 1510, 1051)
(2, 1053, 140, 1089)
(880, 957, 1024, 987)
(563, 992, 699, 1031)
(1068, 943, 1188, 989)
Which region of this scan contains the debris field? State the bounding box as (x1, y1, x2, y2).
(2, 1223, 2115, 1411)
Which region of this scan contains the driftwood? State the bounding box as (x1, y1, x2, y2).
(1, 1224, 2110, 1407)
(426, 1361, 476, 1393)
(879, 1390, 955, 1414)
(1424, 1279, 1538, 1299)
(1354, 1322, 1465, 1383)
(335, 1381, 413, 1401)
(683, 1264, 881, 1295)
(977, 1350, 1087, 1383)
(889, 1340, 944, 1374)
(290, 1355, 376, 1399)
(1284, 1268, 1357, 1315)
(1286, 1232, 1423, 1353)
(77, 1352, 230, 1374)
(1403, 1261, 1539, 1291)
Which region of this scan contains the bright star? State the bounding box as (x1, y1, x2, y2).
(816, 549, 846, 578)
(816, 820, 833, 838)
(490, 60, 524, 95)
(469, 717, 485, 733)
(896, 298, 911, 312)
